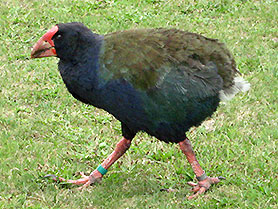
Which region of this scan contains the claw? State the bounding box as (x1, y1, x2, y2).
(187, 181, 198, 187)
(44, 174, 58, 180)
(43, 170, 102, 189)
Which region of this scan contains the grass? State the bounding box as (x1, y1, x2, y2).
(0, 0, 277, 208)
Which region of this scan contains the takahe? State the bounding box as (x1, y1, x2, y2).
(31, 22, 250, 199)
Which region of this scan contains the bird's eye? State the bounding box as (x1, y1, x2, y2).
(53, 34, 62, 41)
(56, 34, 62, 39)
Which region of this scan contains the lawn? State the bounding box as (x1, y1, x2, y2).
(0, 0, 277, 208)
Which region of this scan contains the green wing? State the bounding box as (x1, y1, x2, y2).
(98, 28, 238, 95)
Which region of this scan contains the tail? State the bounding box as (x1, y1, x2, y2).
(219, 77, 250, 101)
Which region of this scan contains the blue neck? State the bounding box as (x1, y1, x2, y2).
(58, 35, 104, 106)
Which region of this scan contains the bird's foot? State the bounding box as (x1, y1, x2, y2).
(187, 176, 225, 199)
(67, 171, 102, 190)
(45, 170, 102, 190)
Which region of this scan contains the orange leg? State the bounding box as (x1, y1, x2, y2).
(57, 137, 132, 189)
(179, 138, 224, 199)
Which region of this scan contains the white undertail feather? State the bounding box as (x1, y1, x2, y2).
(219, 77, 250, 101)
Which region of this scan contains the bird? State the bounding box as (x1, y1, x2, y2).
(31, 22, 250, 199)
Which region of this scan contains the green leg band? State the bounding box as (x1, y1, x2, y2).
(97, 165, 108, 175)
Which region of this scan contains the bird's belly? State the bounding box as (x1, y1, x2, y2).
(66, 77, 220, 143)
(100, 87, 220, 143)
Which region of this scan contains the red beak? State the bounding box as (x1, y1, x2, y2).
(31, 26, 58, 58)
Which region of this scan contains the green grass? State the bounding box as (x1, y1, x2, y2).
(0, 0, 277, 208)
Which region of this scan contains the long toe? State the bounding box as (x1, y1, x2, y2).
(45, 171, 102, 189)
